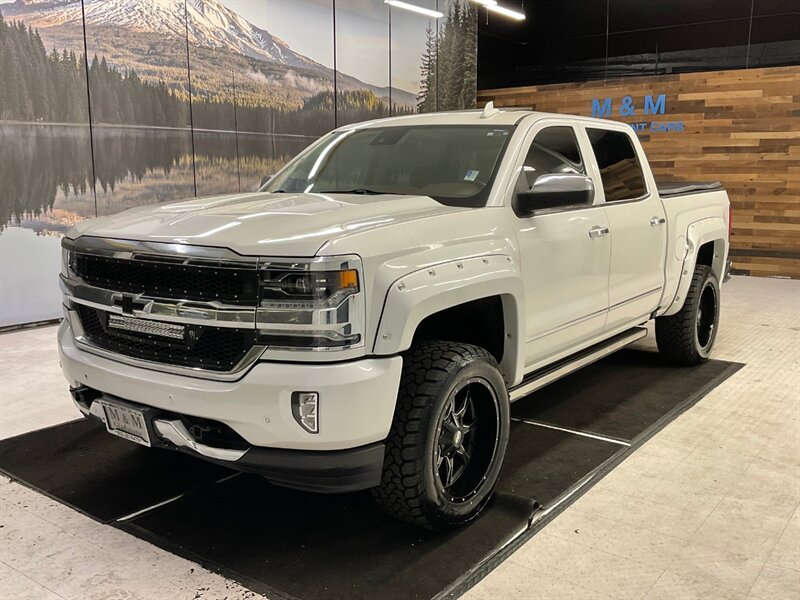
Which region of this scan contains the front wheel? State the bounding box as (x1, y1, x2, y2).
(656, 264, 720, 366)
(373, 341, 510, 530)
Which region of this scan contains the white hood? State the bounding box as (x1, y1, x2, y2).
(68, 192, 466, 256)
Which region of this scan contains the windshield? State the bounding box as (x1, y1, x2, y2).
(263, 125, 514, 207)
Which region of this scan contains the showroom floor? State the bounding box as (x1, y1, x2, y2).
(0, 275, 798, 600)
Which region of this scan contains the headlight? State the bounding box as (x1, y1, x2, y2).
(61, 246, 73, 278)
(259, 268, 358, 307)
(256, 256, 364, 350)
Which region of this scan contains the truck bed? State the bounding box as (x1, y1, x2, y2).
(657, 181, 723, 197)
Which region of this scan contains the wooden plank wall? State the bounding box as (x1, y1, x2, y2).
(478, 66, 800, 279)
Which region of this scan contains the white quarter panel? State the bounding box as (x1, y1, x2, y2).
(662, 214, 729, 315)
(658, 189, 729, 315)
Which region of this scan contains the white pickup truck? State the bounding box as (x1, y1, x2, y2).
(58, 105, 731, 529)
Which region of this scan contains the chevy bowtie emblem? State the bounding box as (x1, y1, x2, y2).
(113, 293, 151, 315)
(121, 294, 135, 315)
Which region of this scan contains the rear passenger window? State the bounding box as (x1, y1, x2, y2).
(587, 128, 647, 202)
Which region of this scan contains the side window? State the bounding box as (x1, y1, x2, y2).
(586, 128, 647, 202)
(520, 126, 586, 191)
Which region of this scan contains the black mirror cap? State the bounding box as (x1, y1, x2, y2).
(260, 175, 273, 188)
(514, 188, 593, 217)
(513, 173, 594, 217)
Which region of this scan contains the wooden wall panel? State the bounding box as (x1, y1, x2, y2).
(478, 66, 800, 279)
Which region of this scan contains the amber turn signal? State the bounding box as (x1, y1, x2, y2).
(338, 269, 359, 289)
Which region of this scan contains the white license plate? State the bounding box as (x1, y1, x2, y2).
(98, 399, 151, 447)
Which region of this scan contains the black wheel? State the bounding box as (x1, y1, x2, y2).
(656, 264, 720, 366)
(373, 341, 510, 530)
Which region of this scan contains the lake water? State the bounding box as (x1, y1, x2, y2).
(0, 123, 313, 326)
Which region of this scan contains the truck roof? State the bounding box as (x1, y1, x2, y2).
(339, 106, 618, 130)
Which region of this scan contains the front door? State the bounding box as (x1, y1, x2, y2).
(512, 123, 612, 370)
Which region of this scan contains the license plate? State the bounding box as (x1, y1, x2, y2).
(97, 399, 151, 447)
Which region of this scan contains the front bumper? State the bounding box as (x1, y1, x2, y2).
(59, 319, 402, 491)
(73, 387, 385, 493)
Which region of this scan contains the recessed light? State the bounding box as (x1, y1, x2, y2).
(384, 0, 444, 19)
(486, 4, 526, 21)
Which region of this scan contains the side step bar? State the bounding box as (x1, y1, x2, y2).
(509, 327, 648, 402)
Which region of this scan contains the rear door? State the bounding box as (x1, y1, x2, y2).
(584, 126, 667, 331)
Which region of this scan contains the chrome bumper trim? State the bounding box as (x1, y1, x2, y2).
(61, 276, 257, 328)
(62, 276, 364, 337)
(154, 419, 248, 462)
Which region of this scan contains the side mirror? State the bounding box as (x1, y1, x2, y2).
(260, 175, 273, 188)
(515, 173, 594, 217)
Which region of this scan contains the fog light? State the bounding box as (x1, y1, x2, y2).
(291, 392, 319, 434)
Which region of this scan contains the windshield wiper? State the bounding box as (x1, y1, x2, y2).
(320, 188, 394, 195)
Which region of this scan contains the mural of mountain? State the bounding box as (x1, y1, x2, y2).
(0, 0, 478, 326)
(7, 0, 318, 68)
(2, 0, 417, 107)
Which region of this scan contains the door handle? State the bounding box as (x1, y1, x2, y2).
(588, 226, 610, 239)
(650, 216, 666, 226)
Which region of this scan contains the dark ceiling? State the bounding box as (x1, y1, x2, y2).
(477, 0, 800, 89)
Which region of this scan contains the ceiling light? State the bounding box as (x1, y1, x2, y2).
(385, 0, 444, 18)
(471, 0, 498, 6)
(486, 4, 526, 20)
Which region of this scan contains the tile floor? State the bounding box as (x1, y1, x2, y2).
(1, 275, 798, 600)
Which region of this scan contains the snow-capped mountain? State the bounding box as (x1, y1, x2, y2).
(3, 0, 418, 106)
(4, 0, 322, 70)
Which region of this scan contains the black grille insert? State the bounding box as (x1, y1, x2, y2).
(72, 253, 259, 305)
(76, 305, 257, 372)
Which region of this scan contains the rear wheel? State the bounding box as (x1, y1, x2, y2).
(656, 264, 720, 366)
(373, 341, 510, 530)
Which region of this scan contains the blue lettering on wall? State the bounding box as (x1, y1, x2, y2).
(644, 94, 666, 115)
(619, 96, 636, 116)
(650, 121, 685, 132)
(592, 97, 611, 118)
(591, 92, 682, 134)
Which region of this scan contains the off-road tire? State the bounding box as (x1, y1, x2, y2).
(372, 341, 510, 530)
(656, 264, 720, 366)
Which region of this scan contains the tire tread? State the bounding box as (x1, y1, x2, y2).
(372, 341, 497, 529)
(656, 264, 716, 366)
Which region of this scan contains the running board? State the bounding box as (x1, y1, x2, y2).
(509, 327, 648, 402)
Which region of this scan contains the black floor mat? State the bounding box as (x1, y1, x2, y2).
(125, 476, 537, 600)
(511, 349, 739, 442)
(0, 418, 233, 522)
(499, 422, 621, 505)
(0, 350, 743, 599)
